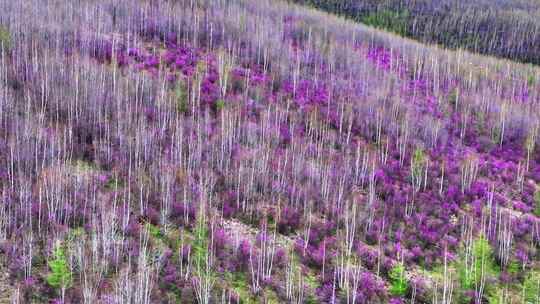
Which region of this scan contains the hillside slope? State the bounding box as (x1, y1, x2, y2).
(0, 0, 539, 303)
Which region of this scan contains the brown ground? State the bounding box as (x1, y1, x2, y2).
(0, 267, 13, 304)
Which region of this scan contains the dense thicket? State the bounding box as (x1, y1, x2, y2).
(291, 0, 540, 65)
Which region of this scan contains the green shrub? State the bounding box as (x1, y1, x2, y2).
(0, 26, 10, 51)
(224, 271, 256, 303)
(457, 236, 499, 291)
(412, 147, 426, 173)
(175, 82, 189, 113)
(304, 272, 320, 304)
(146, 222, 163, 240)
(361, 9, 409, 36)
(215, 99, 225, 111)
(47, 241, 73, 293)
(486, 288, 504, 304)
(528, 74, 536, 88)
(523, 271, 540, 304)
(66, 227, 85, 243)
(410, 147, 427, 191)
(533, 189, 540, 217)
(507, 260, 520, 275)
(388, 262, 408, 296)
(192, 215, 210, 275)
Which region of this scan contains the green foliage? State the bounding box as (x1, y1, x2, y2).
(304, 271, 320, 304)
(523, 271, 540, 304)
(486, 288, 504, 304)
(361, 9, 409, 36)
(215, 99, 226, 111)
(175, 82, 189, 113)
(196, 61, 207, 77)
(420, 264, 445, 281)
(412, 147, 426, 171)
(410, 147, 427, 190)
(74, 160, 95, 172)
(66, 227, 85, 243)
(388, 262, 409, 296)
(223, 271, 281, 303)
(146, 223, 163, 240)
(192, 215, 210, 275)
(457, 236, 499, 291)
(163, 227, 182, 252)
(491, 126, 502, 146)
(224, 271, 256, 303)
(304, 272, 319, 290)
(47, 241, 72, 292)
(449, 88, 459, 106)
(264, 288, 280, 304)
(533, 189, 540, 217)
(507, 260, 521, 275)
(528, 74, 536, 88)
(305, 294, 318, 304)
(104, 174, 124, 190)
(0, 26, 10, 51)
